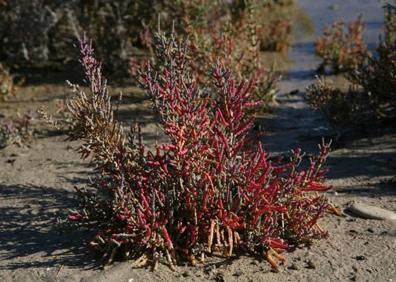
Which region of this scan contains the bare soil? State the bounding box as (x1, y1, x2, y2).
(1, 1, 395, 281)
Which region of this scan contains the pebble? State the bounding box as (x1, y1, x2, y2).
(233, 271, 243, 277)
(306, 260, 316, 269)
(355, 255, 366, 261)
(6, 158, 16, 164)
(29, 209, 40, 216)
(182, 272, 189, 278)
(347, 202, 396, 220)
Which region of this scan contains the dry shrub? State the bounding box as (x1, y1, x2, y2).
(65, 35, 333, 270)
(0, 0, 293, 72)
(0, 0, 199, 66)
(347, 47, 396, 120)
(0, 0, 66, 65)
(243, 0, 294, 53)
(306, 77, 374, 125)
(128, 0, 285, 108)
(0, 63, 14, 101)
(347, 5, 396, 119)
(0, 113, 33, 148)
(383, 3, 396, 44)
(0, 0, 156, 69)
(315, 15, 367, 73)
(270, 0, 295, 6)
(183, 1, 281, 106)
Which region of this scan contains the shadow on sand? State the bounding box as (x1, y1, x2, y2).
(0, 183, 99, 270)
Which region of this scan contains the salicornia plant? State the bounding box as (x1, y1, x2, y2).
(66, 34, 332, 270)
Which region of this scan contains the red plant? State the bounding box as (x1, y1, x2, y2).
(66, 34, 332, 270)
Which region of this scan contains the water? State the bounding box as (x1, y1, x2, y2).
(262, 0, 386, 153)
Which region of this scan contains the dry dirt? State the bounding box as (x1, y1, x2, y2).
(1, 1, 395, 281)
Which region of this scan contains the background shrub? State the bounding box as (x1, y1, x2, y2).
(308, 6, 396, 125)
(347, 6, 396, 119)
(0, 0, 293, 74)
(314, 15, 367, 73)
(0, 63, 14, 101)
(306, 77, 374, 125)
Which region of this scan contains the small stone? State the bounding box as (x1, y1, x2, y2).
(306, 260, 316, 269)
(289, 263, 299, 270)
(271, 267, 281, 273)
(346, 217, 357, 222)
(182, 271, 189, 277)
(251, 260, 259, 266)
(233, 271, 243, 277)
(355, 255, 366, 261)
(347, 202, 396, 220)
(214, 273, 225, 282)
(29, 209, 40, 216)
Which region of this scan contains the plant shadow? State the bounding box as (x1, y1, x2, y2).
(0, 183, 99, 270)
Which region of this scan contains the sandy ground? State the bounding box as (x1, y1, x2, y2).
(1, 1, 396, 281)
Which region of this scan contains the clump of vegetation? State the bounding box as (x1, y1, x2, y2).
(250, 0, 294, 53)
(0, 113, 33, 149)
(0, 0, 293, 109)
(315, 15, 367, 73)
(269, 0, 295, 6)
(347, 6, 396, 119)
(259, 19, 292, 53)
(0, 0, 293, 72)
(0, 63, 14, 101)
(175, 1, 281, 106)
(306, 77, 374, 124)
(65, 35, 332, 270)
(308, 7, 396, 124)
(128, 0, 285, 107)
